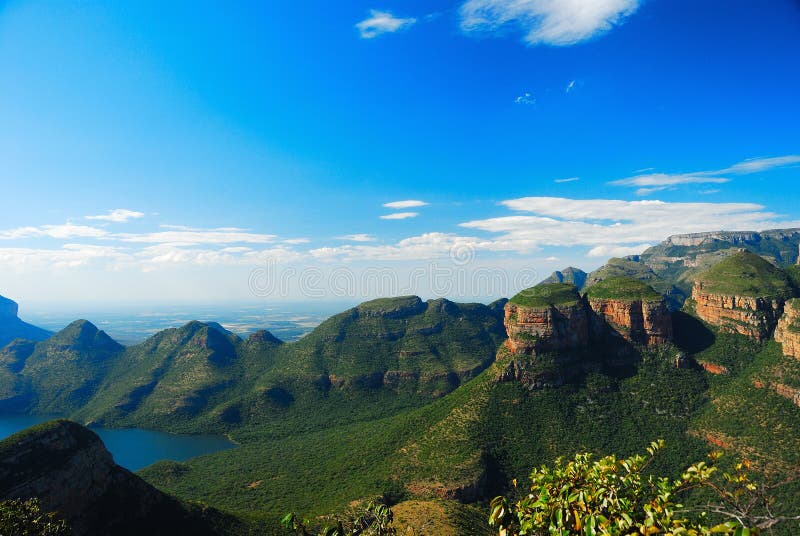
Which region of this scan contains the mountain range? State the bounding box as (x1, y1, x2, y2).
(2, 228, 800, 535)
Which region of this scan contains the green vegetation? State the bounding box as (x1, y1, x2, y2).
(0, 498, 70, 536)
(11, 320, 124, 414)
(489, 442, 789, 535)
(584, 257, 686, 309)
(282, 501, 395, 535)
(584, 276, 662, 302)
(509, 283, 581, 308)
(6, 243, 800, 534)
(694, 251, 794, 298)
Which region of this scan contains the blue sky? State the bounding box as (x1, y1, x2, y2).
(0, 0, 799, 305)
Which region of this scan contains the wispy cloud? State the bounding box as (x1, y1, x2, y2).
(380, 212, 419, 220)
(118, 228, 277, 245)
(555, 177, 580, 183)
(565, 80, 576, 93)
(356, 10, 416, 39)
(337, 234, 377, 242)
(515, 92, 535, 105)
(460, 0, 640, 46)
(612, 155, 800, 195)
(460, 197, 800, 255)
(85, 209, 145, 223)
(383, 200, 428, 209)
(0, 223, 109, 240)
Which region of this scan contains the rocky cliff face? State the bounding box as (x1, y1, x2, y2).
(0, 420, 227, 535)
(503, 300, 590, 355)
(692, 281, 784, 341)
(587, 298, 673, 347)
(775, 299, 800, 359)
(503, 280, 673, 357)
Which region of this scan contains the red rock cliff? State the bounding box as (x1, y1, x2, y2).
(588, 298, 672, 346)
(775, 299, 800, 359)
(503, 301, 589, 355)
(692, 281, 784, 341)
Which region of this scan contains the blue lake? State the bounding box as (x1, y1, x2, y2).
(0, 415, 236, 471)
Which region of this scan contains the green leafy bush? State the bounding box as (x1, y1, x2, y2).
(488, 441, 794, 536)
(0, 498, 70, 536)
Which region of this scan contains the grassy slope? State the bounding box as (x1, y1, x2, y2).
(694, 251, 794, 297)
(584, 276, 662, 302)
(509, 283, 581, 308)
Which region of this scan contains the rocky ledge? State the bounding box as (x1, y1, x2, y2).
(692, 283, 785, 341)
(775, 299, 800, 359)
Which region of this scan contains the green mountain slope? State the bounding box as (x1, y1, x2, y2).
(71, 297, 506, 436)
(0, 320, 124, 414)
(73, 321, 252, 429)
(694, 250, 795, 298)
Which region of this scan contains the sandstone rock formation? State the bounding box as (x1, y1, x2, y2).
(775, 299, 800, 359)
(0, 419, 228, 535)
(690, 251, 793, 341)
(503, 284, 589, 355)
(692, 284, 784, 341)
(586, 278, 673, 347)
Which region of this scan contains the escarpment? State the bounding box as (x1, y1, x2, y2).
(498, 279, 673, 386)
(690, 251, 794, 341)
(775, 299, 800, 359)
(503, 284, 590, 355)
(585, 277, 673, 346)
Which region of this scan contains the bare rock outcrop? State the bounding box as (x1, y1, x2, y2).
(775, 299, 800, 359)
(504, 300, 590, 355)
(692, 282, 784, 341)
(588, 298, 672, 346)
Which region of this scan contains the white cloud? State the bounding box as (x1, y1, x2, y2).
(380, 212, 419, 220)
(85, 209, 145, 223)
(586, 244, 651, 258)
(612, 155, 800, 195)
(0, 223, 109, 240)
(383, 200, 429, 209)
(515, 92, 535, 105)
(0, 244, 128, 269)
(311, 233, 492, 262)
(118, 228, 277, 245)
(283, 238, 310, 245)
(460, 197, 800, 255)
(555, 177, 580, 183)
(565, 80, 576, 93)
(337, 234, 377, 242)
(460, 0, 640, 46)
(356, 10, 416, 39)
(720, 155, 800, 174)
